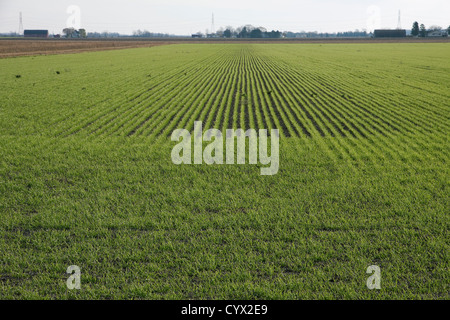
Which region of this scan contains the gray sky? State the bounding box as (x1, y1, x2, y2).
(1, 0, 449, 35)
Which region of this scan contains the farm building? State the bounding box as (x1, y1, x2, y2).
(24, 30, 49, 38)
(427, 30, 448, 37)
(374, 29, 406, 38)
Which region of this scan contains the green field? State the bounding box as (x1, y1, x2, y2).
(0, 43, 448, 299)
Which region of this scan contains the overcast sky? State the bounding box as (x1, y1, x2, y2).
(1, 0, 449, 35)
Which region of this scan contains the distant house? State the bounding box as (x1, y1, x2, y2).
(71, 30, 80, 38)
(374, 29, 406, 38)
(24, 30, 49, 38)
(427, 30, 448, 37)
(191, 34, 202, 38)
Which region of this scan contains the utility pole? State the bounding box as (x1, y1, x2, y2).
(397, 10, 402, 29)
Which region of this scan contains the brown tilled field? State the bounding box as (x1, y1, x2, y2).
(0, 39, 173, 58)
(1, 37, 449, 58)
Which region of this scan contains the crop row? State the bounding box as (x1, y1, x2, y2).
(54, 44, 448, 164)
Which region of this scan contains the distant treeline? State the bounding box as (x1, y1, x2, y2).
(219, 26, 283, 38)
(194, 25, 369, 38)
(285, 30, 369, 38)
(132, 30, 173, 38)
(87, 31, 176, 38)
(411, 22, 450, 37)
(2, 22, 448, 39)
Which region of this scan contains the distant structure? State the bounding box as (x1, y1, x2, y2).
(373, 10, 406, 38)
(211, 13, 215, 34)
(18, 12, 23, 36)
(374, 29, 406, 38)
(191, 34, 202, 38)
(24, 30, 49, 38)
(427, 30, 448, 37)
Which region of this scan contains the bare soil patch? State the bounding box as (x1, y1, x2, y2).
(0, 39, 173, 58)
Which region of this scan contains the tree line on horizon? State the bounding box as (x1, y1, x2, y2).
(411, 22, 450, 37)
(75, 22, 450, 39)
(2, 21, 449, 38)
(221, 25, 282, 38)
(193, 25, 369, 39)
